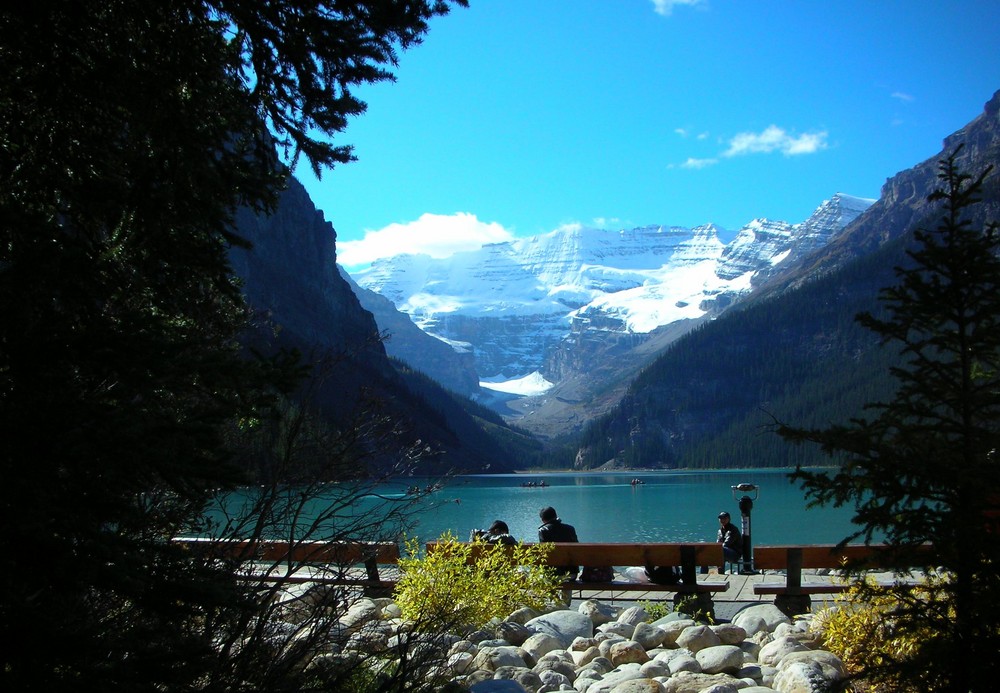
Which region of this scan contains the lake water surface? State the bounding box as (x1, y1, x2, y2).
(380, 469, 863, 546)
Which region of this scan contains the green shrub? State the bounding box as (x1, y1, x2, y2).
(393, 532, 564, 630)
(638, 600, 672, 622)
(675, 593, 715, 623)
(638, 596, 714, 623)
(814, 574, 950, 692)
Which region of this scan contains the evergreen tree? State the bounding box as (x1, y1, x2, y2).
(780, 150, 1000, 692)
(0, 1, 463, 690)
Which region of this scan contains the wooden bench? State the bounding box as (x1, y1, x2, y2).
(752, 544, 931, 615)
(175, 538, 400, 590)
(426, 541, 730, 607)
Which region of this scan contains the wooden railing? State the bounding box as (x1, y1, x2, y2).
(752, 543, 932, 594)
(172, 538, 932, 610)
(174, 538, 400, 587)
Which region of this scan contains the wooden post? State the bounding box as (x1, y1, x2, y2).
(786, 547, 803, 595)
(680, 545, 697, 587)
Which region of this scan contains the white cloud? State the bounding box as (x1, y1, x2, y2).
(891, 91, 915, 102)
(651, 0, 706, 17)
(337, 212, 514, 267)
(672, 125, 824, 170)
(723, 125, 828, 157)
(674, 127, 689, 137)
(679, 157, 718, 169)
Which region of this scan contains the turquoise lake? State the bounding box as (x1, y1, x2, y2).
(364, 469, 863, 546)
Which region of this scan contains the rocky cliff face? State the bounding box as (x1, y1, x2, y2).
(231, 176, 387, 365)
(759, 90, 1000, 297)
(339, 267, 480, 396)
(228, 176, 530, 472)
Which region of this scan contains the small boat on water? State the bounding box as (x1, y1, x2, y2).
(406, 482, 444, 494)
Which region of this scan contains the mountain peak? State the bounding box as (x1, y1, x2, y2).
(349, 195, 870, 402)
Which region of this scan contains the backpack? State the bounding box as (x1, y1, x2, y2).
(579, 566, 615, 582)
(644, 565, 680, 585)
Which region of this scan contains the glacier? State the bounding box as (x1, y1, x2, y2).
(348, 193, 874, 400)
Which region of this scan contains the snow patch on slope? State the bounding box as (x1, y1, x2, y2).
(480, 371, 554, 396)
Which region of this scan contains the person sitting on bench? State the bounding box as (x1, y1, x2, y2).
(470, 520, 517, 545)
(538, 506, 579, 580)
(717, 511, 742, 570)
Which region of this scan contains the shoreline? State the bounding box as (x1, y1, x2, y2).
(498, 467, 803, 476)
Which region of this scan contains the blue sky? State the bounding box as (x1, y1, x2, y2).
(294, 0, 1000, 268)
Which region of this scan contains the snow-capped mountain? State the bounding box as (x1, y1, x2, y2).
(348, 193, 874, 409)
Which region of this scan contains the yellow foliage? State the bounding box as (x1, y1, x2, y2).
(393, 532, 564, 630)
(813, 574, 949, 692)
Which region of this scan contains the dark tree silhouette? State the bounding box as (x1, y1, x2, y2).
(780, 150, 1000, 692)
(0, 2, 464, 691)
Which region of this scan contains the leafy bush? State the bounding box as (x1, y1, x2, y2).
(394, 532, 563, 629)
(638, 600, 672, 622)
(639, 595, 714, 624)
(814, 574, 951, 692)
(675, 593, 716, 624)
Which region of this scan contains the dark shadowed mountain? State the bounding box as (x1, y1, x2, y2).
(229, 176, 539, 474)
(338, 267, 481, 398)
(572, 90, 1000, 470)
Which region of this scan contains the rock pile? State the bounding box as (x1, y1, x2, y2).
(308, 593, 847, 693)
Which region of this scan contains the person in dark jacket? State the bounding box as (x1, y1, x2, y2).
(538, 506, 579, 579)
(471, 519, 517, 545)
(717, 511, 742, 567)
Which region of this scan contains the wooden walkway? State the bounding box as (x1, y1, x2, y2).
(569, 570, 856, 607)
(567, 573, 750, 605)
